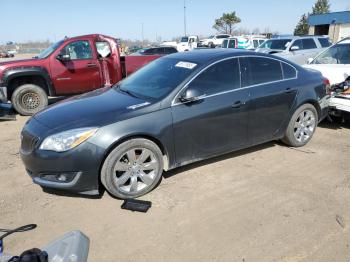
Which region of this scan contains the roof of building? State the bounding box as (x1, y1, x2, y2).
(308, 11, 350, 26)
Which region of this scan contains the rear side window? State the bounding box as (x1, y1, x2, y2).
(302, 39, 317, 49)
(188, 58, 240, 95)
(282, 63, 297, 79)
(318, 38, 331, 48)
(95, 41, 111, 58)
(244, 57, 283, 86)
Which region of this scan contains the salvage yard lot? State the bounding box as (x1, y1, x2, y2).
(0, 116, 350, 261)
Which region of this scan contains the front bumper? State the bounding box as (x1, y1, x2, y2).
(20, 119, 106, 195)
(21, 142, 106, 195)
(0, 86, 8, 103)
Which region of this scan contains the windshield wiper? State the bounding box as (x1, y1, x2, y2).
(119, 87, 139, 98)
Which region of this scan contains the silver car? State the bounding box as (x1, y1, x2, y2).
(256, 36, 331, 65)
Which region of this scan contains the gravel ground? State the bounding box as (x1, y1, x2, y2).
(0, 115, 350, 262)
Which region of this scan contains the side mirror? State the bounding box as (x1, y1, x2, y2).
(307, 57, 314, 64)
(56, 53, 71, 62)
(290, 46, 300, 51)
(180, 87, 205, 103)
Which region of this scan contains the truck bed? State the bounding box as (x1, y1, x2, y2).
(122, 55, 161, 77)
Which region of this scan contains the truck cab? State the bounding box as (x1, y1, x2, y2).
(0, 34, 160, 115)
(177, 36, 199, 52)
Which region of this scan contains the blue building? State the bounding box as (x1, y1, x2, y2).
(308, 11, 350, 42)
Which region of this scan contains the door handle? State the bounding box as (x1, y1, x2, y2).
(285, 87, 294, 93)
(86, 63, 97, 68)
(232, 101, 245, 108)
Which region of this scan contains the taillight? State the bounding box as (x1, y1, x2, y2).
(323, 78, 331, 95)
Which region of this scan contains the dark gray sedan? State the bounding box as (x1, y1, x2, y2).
(20, 49, 329, 199)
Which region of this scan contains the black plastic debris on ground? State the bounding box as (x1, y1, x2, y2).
(121, 199, 152, 213)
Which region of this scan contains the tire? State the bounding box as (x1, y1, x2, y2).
(282, 103, 318, 147)
(101, 138, 164, 199)
(209, 42, 215, 48)
(11, 84, 48, 116)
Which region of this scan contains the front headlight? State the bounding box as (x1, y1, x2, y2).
(40, 127, 98, 152)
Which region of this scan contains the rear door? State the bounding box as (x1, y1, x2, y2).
(241, 56, 298, 144)
(50, 39, 102, 94)
(172, 58, 249, 164)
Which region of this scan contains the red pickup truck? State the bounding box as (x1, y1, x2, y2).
(0, 34, 160, 115)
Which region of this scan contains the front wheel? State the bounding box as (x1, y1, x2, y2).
(11, 84, 48, 116)
(282, 104, 318, 147)
(101, 138, 164, 199)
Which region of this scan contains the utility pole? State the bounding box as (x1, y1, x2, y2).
(184, 0, 187, 36)
(141, 22, 144, 46)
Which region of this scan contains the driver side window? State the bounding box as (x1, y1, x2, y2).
(62, 40, 93, 60)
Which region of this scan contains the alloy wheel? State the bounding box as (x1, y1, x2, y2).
(113, 148, 160, 194)
(293, 109, 316, 143)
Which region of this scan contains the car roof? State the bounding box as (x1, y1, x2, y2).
(164, 49, 271, 64)
(270, 35, 328, 40)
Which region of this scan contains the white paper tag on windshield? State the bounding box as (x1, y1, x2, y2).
(175, 61, 197, 70)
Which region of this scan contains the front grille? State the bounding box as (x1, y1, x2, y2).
(21, 130, 39, 153)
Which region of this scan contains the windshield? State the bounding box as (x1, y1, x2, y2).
(258, 39, 291, 50)
(181, 37, 189, 42)
(312, 43, 350, 64)
(117, 58, 199, 100)
(37, 40, 64, 59)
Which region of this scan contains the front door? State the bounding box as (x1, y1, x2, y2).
(50, 39, 102, 95)
(172, 58, 249, 165)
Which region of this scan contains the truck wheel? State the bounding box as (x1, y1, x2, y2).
(101, 138, 164, 199)
(11, 84, 48, 116)
(209, 42, 215, 48)
(282, 104, 318, 147)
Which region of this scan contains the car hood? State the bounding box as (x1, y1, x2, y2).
(0, 58, 42, 67)
(0, 58, 46, 73)
(33, 87, 159, 132)
(303, 64, 350, 85)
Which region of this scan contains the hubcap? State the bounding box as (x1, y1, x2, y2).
(293, 109, 316, 143)
(21, 92, 40, 110)
(113, 148, 159, 194)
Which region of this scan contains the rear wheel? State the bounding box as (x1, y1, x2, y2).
(11, 84, 48, 116)
(282, 104, 318, 147)
(101, 138, 164, 199)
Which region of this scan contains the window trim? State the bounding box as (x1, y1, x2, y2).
(61, 40, 94, 61)
(171, 55, 298, 106)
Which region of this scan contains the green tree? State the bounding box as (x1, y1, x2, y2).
(312, 0, 330, 14)
(213, 12, 241, 35)
(294, 14, 310, 35)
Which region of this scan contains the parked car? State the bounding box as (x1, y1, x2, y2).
(177, 35, 199, 52)
(256, 36, 331, 65)
(200, 34, 231, 48)
(131, 46, 178, 56)
(20, 49, 329, 199)
(0, 51, 14, 58)
(222, 36, 266, 50)
(304, 37, 350, 117)
(0, 34, 161, 116)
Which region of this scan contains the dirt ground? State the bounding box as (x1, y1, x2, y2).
(0, 114, 349, 262)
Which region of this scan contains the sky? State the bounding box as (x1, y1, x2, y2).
(1, 0, 350, 43)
